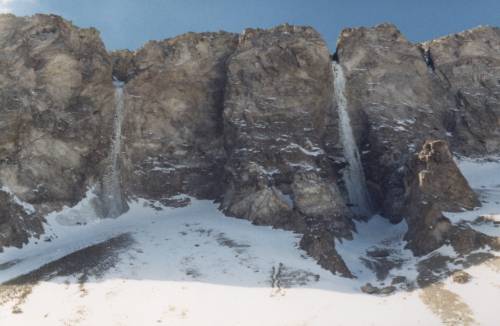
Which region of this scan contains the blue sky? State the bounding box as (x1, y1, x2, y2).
(3, 0, 500, 51)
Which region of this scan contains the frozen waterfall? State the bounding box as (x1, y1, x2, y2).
(103, 79, 127, 218)
(332, 61, 373, 217)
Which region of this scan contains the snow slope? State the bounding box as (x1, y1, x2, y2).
(0, 157, 499, 326)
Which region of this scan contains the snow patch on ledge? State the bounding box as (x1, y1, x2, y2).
(1, 185, 35, 214)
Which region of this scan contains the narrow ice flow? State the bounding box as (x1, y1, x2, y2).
(332, 61, 372, 216)
(103, 79, 127, 218)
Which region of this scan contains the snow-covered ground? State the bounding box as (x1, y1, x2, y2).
(0, 158, 499, 326)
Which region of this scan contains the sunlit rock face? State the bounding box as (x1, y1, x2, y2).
(0, 14, 115, 249)
(422, 26, 500, 154)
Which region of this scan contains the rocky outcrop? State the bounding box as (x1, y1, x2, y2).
(423, 27, 500, 154)
(0, 189, 41, 249)
(118, 32, 238, 201)
(402, 140, 479, 254)
(335, 23, 500, 255)
(223, 25, 351, 231)
(0, 14, 114, 249)
(221, 25, 354, 275)
(335, 23, 454, 221)
(0, 14, 498, 276)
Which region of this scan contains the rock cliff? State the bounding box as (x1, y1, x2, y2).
(221, 25, 354, 276)
(335, 23, 500, 255)
(335, 23, 454, 221)
(0, 14, 114, 249)
(0, 14, 499, 275)
(115, 32, 238, 201)
(423, 27, 500, 154)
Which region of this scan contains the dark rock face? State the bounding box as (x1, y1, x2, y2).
(0, 190, 41, 250)
(300, 230, 352, 278)
(221, 25, 354, 275)
(335, 23, 499, 256)
(423, 27, 500, 154)
(335, 23, 454, 221)
(222, 25, 352, 233)
(110, 50, 136, 82)
(402, 140, 479, 255)
(0, 14, 114, 248)
(119, 32, 238, 201)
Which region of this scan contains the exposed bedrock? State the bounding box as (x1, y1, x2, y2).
(402, 140, 480, 255)
(115, 31, 238, 201)
(221, 25, 353, 233)
(335, 23, 500, 255)
(0, 14, 115, 249)
(335, 23, 454, 221)
(1, 14, 499, 276)
(113, 25, 355, 276)
(422, 27, 500, 154)
(221, 25, 354, 276)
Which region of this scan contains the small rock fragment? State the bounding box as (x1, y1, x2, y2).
(452, 270, 471, 284)
(361, 283, 380, 294)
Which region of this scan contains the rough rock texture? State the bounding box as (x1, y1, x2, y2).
(423, 27, 500, 154)
(1, 14, 498, 276)
(110, 49, 136, 82)
(0, 14, 114, 249)
(221, 25, 354, 276)
(118, 32, 238, 201)
(300, 230, 352, 277)
(0, 190, 41, 250)
(223, 25, 351, 232)
(335, 23, 500, 255)
(335, 23, 454, 221)
(402, 140, 479, 254)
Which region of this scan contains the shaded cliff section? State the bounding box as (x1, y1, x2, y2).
(0, 14, 115, 249)
(335, 23, 500, 255)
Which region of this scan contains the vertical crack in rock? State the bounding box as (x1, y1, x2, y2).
(419, 46, 436, 72)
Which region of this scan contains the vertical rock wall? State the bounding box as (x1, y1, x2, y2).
(1, 13, 499, 272)
(0, 14, 114, 249)
(423, 27, 500, 154)
(116, 32, 238, 202)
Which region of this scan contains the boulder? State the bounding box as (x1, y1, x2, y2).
(402, 140, 480, 255)
(452, 270, 471, 284)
